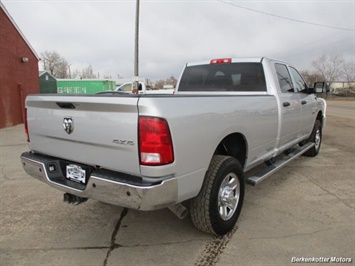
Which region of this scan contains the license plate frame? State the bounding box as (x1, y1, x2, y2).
(66, 164, 86, 184)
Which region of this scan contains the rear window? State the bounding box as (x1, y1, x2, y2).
(178, 63, 266, 92)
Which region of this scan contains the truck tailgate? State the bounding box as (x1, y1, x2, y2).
(26, 95, 141, 176)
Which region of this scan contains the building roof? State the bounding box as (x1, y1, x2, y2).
(39, 71, 56, 79)
(0, 1, 40, 60)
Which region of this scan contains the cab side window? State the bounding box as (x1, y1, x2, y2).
(275, 64, 294, 93)
(289, 67, 307, 92)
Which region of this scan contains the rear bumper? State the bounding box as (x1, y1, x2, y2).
(20, 152, 178, 210)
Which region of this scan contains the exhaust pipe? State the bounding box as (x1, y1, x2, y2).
(168, 204, 188, 219)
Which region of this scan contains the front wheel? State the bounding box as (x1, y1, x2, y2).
(304, 120, 322, 157)
(189, 155, 245, 235)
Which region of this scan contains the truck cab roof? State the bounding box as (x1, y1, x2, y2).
(186, 57, 286, 67)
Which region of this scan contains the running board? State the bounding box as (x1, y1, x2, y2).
(246, 142, 315, 186)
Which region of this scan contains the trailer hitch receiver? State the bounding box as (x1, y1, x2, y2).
(63, 193, 88, 205)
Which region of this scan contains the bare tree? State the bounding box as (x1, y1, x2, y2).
(81, 65, 97, 79)
(337, 62, 355, 97)
(165, 75, 177, 86)
(154, 76, 178, 89)
(70, 69, 80, 79)
(342, 62, 355, 86)
(300, 70, 324, 87)
(56, 63, 69, 79)
(41, 51, 100, 79)
(41, 50, 69, 78)
(311, 53, 344, 83)
(154, 79, 165, 89)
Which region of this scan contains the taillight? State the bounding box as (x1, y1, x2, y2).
(210, 58, 232, 64)
(139, 117, 174, 166)
(24, 108, 30, 142)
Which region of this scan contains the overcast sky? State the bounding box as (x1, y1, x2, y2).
(2, 0, 354, 80)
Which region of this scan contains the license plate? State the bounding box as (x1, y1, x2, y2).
(66, 164, 86, 184)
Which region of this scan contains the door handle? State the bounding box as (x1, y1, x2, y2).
(301, 100, 307, 105)
(283, 102, 290, 107)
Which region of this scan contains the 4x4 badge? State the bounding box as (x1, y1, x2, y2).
(63, 117, 74, 134)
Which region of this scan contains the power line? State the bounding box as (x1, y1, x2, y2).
(217, 0, 355, 32)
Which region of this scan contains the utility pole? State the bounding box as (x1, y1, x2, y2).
(133, 0, 140, 93)
(68, 64, 71, 79)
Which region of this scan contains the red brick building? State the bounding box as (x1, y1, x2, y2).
(0, 2, 39, 129)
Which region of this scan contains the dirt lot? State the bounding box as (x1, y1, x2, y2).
(0, 100, 354, 266)
(324, 100, 354, 154)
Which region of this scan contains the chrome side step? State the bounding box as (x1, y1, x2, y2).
(246, 142, 315, 186)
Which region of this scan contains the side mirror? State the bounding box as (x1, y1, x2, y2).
(313, 82, 328, 93)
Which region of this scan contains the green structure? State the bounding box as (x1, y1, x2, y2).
(57, 79, 116, 94)
(39, 71, 57, 94)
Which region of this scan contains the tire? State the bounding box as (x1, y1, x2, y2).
(189, 155, 245, 236)
(304, 120, 322, 157)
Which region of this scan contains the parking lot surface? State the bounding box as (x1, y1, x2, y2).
(0, 100, 354, 265)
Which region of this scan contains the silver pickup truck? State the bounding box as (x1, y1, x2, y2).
(21, 57, 326, 235)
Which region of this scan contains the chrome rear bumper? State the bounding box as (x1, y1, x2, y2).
(21, 152, 178, 210)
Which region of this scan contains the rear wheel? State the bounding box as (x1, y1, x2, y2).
(189, 155, 245, 235)
(304, 120, 322, 157)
